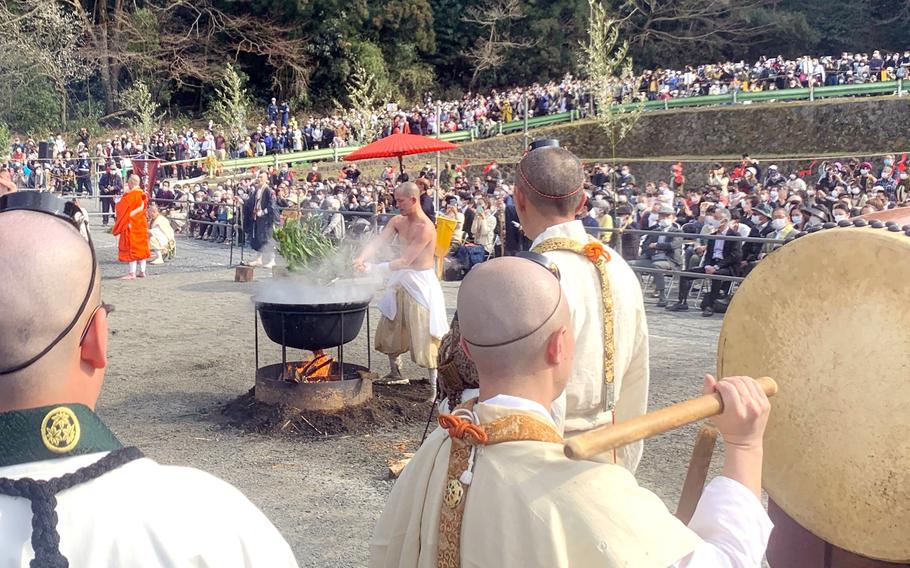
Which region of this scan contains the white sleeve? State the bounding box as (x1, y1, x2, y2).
(670, 476, 773, 568)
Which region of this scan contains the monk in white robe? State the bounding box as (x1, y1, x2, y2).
(441, 145, 649, 471)
(355, 182, 449, 401)
(0, 204, 298, 567)
(148, 204, 176, 264)
(372, 257, 772, 567)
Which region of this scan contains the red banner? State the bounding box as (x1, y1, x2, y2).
(131, 159, 161, 197)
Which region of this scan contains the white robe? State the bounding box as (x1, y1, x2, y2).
(533, 220, 650, 472)
(0, 453, 299, 567)
(371, 400, 772, 568)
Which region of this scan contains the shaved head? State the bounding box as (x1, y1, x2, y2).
(0, 210, 102, 405)
(458, 257, 573, 403)
(516, 147, 586, 216)
(395, 182, 420, 200)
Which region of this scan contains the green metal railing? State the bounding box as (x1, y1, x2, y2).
(216, 80, 904, 172)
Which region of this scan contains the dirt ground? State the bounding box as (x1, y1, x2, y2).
(92, 228, 725, 568)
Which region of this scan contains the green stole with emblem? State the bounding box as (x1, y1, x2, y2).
(0, 404, 123, 467)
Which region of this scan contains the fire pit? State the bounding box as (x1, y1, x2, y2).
(255, 361, 372, 411)
(253, 294, 375, 412)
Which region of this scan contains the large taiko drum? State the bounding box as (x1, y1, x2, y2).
(717, 215, 910, 566)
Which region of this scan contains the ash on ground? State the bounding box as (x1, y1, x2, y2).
(221, 383, 435, 438)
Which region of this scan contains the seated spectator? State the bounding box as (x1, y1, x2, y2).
(631, 205, 682, 307)
(668, 207, 742, 317)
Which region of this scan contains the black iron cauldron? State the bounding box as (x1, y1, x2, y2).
(255, 300, 370, 351)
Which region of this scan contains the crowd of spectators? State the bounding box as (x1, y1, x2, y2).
(5, 49, 910, 294)
(628, 49, 910, 101)
(6, 48, 909, 192)
(430, 151, 909, 314)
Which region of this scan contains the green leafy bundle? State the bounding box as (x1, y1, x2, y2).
(273, 215, 335, 272)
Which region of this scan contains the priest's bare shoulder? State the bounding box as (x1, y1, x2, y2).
(355, 182, 436, 272)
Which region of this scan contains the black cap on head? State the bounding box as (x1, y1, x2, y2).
(529, 139, 560, 152)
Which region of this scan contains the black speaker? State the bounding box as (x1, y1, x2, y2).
(38, 141, 50, 161)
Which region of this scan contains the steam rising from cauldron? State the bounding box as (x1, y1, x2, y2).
(253, 274, 382, 305)
(252, 244, 385, 305)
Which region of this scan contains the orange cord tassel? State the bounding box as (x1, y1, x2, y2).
(438, 414, 489, 445)
(583, 241, 611, 264)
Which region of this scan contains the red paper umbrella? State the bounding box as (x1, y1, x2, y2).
(343, 133, 457, 173)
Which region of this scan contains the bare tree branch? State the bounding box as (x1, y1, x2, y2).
(462, 0, 536, 88)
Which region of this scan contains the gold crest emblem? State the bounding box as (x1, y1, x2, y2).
(444, 479, 464, 509)
(41, 407, 81, 454)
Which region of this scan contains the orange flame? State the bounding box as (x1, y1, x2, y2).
(283, 351, 338, 383)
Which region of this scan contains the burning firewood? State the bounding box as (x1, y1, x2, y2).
(283, 350, 338, 383)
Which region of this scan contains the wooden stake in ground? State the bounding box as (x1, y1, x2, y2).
(388, 454, 414, 479)
(675, 425, 718, 524)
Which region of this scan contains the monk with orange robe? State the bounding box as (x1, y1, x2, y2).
(112, 174, 151, 279)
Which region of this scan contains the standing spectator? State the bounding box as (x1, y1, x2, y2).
(613, 205, 639, 260)
(471, 197, 496, 254)
(244, 173, 278, 268)
(417, 178, 436, 223)
(267, 98, 278, 125)
(98, 166, 123, 226)
(439, 197, 464, 254)
(322, 198, 346, 244)
(280, 101, 290, 127)
(578, 202, 600, 236)
(75, 152, 92, 196)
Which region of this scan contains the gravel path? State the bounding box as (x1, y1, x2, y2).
(91, 225, 724, 567)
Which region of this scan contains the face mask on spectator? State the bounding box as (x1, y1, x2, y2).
(658, 218, 672, 228)
(770, 191, 779, 201)
(750, 214, 763, 224)
(618, 195, 628, 203)
(637, 202, 647, 211)
(851, 187, 860, 195)
(705, 217, 720, 228)
(834, 213, 848, 222)
(807, 216, 824, 227)
(792, 215, 803, 224)
(884, 159, 893, 167)
(789, 174, 797, 180)
(771, 218, 787, 230)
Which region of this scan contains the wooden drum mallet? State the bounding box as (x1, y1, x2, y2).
(564, 377, 778, 461)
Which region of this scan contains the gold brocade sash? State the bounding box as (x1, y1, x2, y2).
(436, 404, 563, 568)
(531, 237, 616, 389)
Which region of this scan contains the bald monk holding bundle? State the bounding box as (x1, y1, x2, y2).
(355, 182, 449, 401)
(0, 193, 298, 566)
(371, 257, 773, 567)
(440, 144, 649, 470)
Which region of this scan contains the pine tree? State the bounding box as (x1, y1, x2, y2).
(579, 0, 642, 173)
